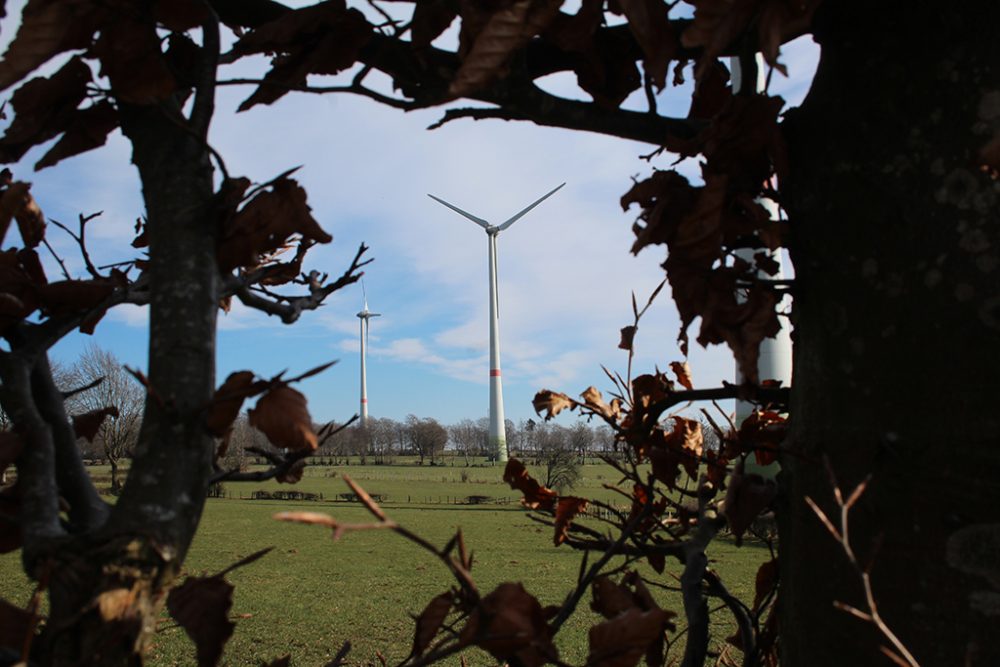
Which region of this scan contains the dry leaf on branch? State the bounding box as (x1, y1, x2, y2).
(587, 607, 671, 667)
(72, 406, 119, 443)
(217, 177, 331, 274)
(205, 371, 262, 437)
(248, 385, 317, 452)
(0, 181, 45, 248)
(503, 459, 557, 511)
(233, 3, 372, 111)
(0, 0, 104, 93)
(450, 0, 563, 97)
(532, 389, 575, 420)
(167, 576, 235, 667)
(459, 582, 557, 667)
(276, 458, 306, 484)
(668, 361, 694, 390)
(723, 459, 777, 545)
(580, 386, 620, 420)
(411, 592, 453, 658)
(553, 496, 588, 545)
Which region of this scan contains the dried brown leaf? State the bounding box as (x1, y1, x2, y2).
(276, 458, 306, 484)
(234, 4, 372, 111)
(167, 576, 235, 667)
(580, 386, 620, 420)
(449, 0, 562, 97)
(532, 389, 575, 420)
(554, 496, 587, 546)
(617, 324, 637, 351)
(669, 361, 693, 390)
(412, 592, 452, 657)
(218, 177, 331, 274)
(205, 371, 261, 437)
(92, 15, 176, 105)
(503, 459, 557, 511)
(616, 0, 676, 89)
(459, 582, 557, 667)
(411, 0, 458, 49)
(35, 100, 119, 170)
(37, 278, 116, 316)
(0, 0, 102, 93)
(0, 56, 92, 165)
(752, 558, 778, 612)
(71, 406, 119, 443)
(0, 182, 45, 248)
(587, 607, 670, 667)
(590, 576, 635, 619)
(248, 385, 317, 452)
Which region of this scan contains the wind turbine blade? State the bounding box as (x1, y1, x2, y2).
(497, 182, 565, 231)
(427, 194, 491, 230)
(370, 313, 382, 317)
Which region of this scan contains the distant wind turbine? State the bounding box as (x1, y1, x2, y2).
(357, 286, 380, 429)
(427, 183, 565, 462)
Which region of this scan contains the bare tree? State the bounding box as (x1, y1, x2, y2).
(407, 415, 448, 465)
(67, 346, 143, 493)
(449, 418, 485, 466)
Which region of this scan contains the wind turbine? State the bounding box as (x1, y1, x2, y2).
(427, 183, 565, 463)
(357, 285, 380, 430)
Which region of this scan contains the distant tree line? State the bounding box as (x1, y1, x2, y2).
(54, 347, 720, 486)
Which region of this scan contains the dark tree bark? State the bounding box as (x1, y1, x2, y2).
(36, 96, 219, 667)
(779, 3, 1000, 665)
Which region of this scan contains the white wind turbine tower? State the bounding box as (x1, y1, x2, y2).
(731, 54, 793, 477)
(357, 286, 380, 429)
(427, 183, 565, 463)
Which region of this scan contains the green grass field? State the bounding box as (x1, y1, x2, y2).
(0, 461, 770, 666)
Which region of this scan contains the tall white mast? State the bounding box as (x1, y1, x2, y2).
(428, 183, 565, 462)
(731, 55, 793, 476)
(357, 290, 380, 429)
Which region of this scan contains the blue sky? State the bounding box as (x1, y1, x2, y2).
(1, 3, 819, 426)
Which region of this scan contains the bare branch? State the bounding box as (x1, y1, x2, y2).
(231, 244, 371, 324)
(190, 1, 221, 138)
(61, 375, 104, 400)
(811, 474, 922, 667)
(427, 106, 529, 130)
(31, 354, 109, 532)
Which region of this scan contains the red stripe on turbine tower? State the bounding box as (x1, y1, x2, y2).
(361, 398, 368, 403)
(490, 369, 501, 376)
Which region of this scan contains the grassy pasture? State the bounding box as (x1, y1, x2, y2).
(0, 461, 771, 666)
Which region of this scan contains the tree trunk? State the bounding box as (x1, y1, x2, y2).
(108, 456, 120, 494)
(38, 96, 218, 665)
(779, 3, 1000, 665)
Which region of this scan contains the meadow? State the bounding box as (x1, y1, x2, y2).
(0, 459, 772, 666)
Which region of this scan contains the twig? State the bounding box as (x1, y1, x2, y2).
(41, 237, 71, 280)
(805, 469, 920, 667)
(680, 477, 725, 667)
(427, 106, 529, 130)
(61, 375, 104, 400)
(217, 77, 422, 111)
(190, 0, 221, 139)
(231, 244, 371, 324)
